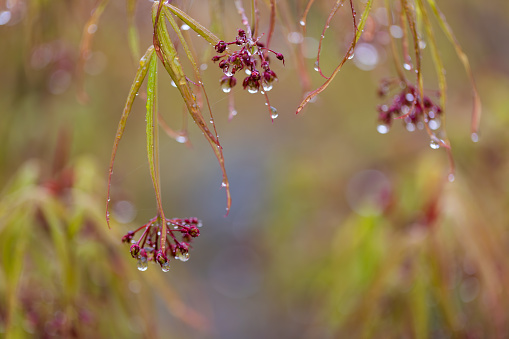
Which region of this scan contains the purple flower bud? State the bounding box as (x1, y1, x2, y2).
(188, 226, 200, 238)
(276, 53, 285, 65)
(130, 244, 140, 258)
(214, 40, 227, 53)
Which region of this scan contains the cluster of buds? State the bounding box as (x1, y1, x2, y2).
(212, 29, 284, 94)
(376, 82, 443, 135)
(122, 216, 202, 272)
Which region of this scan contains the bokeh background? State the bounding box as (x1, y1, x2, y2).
(1, 0, 509, 338)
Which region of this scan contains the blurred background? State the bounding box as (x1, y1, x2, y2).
(1, 0, 509, 338)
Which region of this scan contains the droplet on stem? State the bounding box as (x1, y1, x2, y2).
(429, 140, 440, 149)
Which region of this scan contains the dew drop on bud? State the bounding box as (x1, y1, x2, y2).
(314, 61, 319, 72)
(471, 133, 479, 143)
(178, 252, 190, 262)
(247, 87, 258, 94)
(262, 83, 273, 92)
(221, 82, 232, 93)
(429, 140, 440, 149)
(137, 259, 148, 271)
(448, 173, 455, 182)
(403, 63, 412, 70)
(377, 124, 389, 134)
(161, 262, 170, 272)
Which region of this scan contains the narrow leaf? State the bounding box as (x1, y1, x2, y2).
(106, 46, 155, 227)
(426, 0, 481, 137)
(296, 0, 373, 114)
(146, 52, 164, 216)
(153, 4, 231, 215)
(164, 3, 221, 45)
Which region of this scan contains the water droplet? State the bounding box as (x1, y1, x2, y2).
(247, 87, 258, 94)
(405, 93, 414, 102)
(210, 119, 214, 123)
(225, 69, 233, 77)
(176, 135, 187, 143)
(419, 40, 427, 49)
(270, 106, 278, 119)
(87, 24, 97, 34)
(406, 123, 416, 132)
(157, 231, 161, 235)
(171, 81, 177, 88)
(221, 181, 227, 187)
(161, 262, 170, 272)
(178, 251, 190, 262)
(230, 110, 238, 117)
(417, 122, 424, 130)
(221, 82, 232, 93)
(137, 258, 148, 271)
(401, 105, 410, 114)
(471, 133, 479, 143)
(380, 105, 389, 112)
(429, 140, 440, 149)
(347, 50, 354, 60)
(429, 119, 441, 130)
(0, 11, 11, 25)
(448, 173, 455, 182)
(403, 63, 412, 71)
(262, 83, 273, 92)
(180, 24, 190, 31)
(314, 61, 319, 72)
(299, 20, 306, 26)
(245, 69, 252, 75)
(377, 124, 389, 134)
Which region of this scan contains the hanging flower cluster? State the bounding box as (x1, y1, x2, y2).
(376, 82, 443, 136)
(122, 216, 202, 272)
(212, 29, 284, 94)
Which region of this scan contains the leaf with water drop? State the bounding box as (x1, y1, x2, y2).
(106, 46, 155, 227)
(163, 3, 221, 46)
(426, 0, 481, 137)
(152, 3, 231, 215)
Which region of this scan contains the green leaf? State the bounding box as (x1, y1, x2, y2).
(164, 3, 221, 45)
(426, 0, 481, 137)
(106, 46, 155, 227)
(145, 53, 164, 215)
(152, 4, 231, 214)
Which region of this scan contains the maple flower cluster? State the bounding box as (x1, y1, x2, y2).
(376, 82, 443, 134)
(212, 29, 284, 94)
(122, 216, 201, 272)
